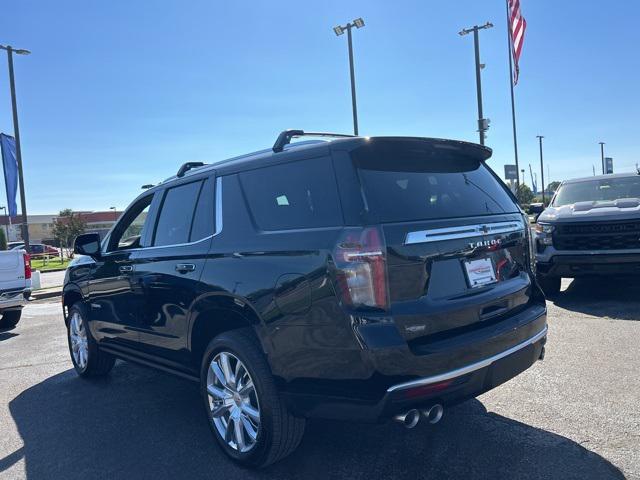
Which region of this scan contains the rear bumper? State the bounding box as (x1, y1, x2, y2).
(537, 252, 640, 277)
(0, 288, 30, 310)
(283, 305, 547, 422)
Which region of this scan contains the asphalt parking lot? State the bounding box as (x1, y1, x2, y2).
(1, 279, 638, 480)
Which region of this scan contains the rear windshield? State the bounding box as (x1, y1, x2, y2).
(352, 141, 518, 222)
(553, 177, 640, 206)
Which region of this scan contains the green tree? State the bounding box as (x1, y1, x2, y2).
(52, 209, 87, 255)
(517, 184, 535, 205)
(546, 181, 561, 193)
(0, 228, 6, 251)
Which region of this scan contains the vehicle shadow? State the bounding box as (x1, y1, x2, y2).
(4, 364, 624, 480)
(0, 330, 18, 341)
(552, 277, 640, 321)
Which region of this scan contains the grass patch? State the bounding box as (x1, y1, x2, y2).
(31, 257, 71, 271)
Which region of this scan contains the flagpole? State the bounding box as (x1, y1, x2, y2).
(505, 0, 520, 190)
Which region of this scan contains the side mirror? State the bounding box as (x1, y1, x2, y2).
(528, 203, 545, 215)
(74, 233, 101, 258)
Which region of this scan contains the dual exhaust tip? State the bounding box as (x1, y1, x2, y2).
(393, 404, 444, 429)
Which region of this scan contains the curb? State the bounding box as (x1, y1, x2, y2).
(31, 289, 62, 301)
(35, 267, 68, 273)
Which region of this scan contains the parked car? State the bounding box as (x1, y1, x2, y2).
(63, 131, 547, 467)
(10, 243, 60, 258)
(535, 172, 640, 296)
(0, 249, 31, 329)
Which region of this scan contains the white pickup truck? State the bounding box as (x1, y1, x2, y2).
(0, 249, 31, 329)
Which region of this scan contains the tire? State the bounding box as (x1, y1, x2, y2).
(66, 303, 115, 377)
(0, 309, 21, 330)
(537, 275, 561, 297)
(201, 328, 305, 468)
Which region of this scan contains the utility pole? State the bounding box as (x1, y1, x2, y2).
(459, 22, 494, 145)
(537, 135, 546, 204)
(333, 18, 365, 135)
(598, 142, 605, 175)
(0, 44, 30, 251)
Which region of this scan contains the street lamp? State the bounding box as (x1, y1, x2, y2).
(333, 17, 365, 135)
(0, 44, 31, 251)
(536, 136, 546, 204)
(459, 22, 493, 146)
(109, 206, 117, 222)
(598, 142, 605, 174)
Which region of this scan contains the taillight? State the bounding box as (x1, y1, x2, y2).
(24, 253, 32, 280)
(332, 226, 389, 310)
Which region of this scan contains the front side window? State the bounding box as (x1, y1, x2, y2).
(553, 177, 640, 206)
(239, 157, 342, 230)
(108, 195, 153, 251)
(153, 181, 203, 247)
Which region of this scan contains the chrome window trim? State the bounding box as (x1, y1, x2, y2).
(404, 220, 524, 245)
(214, 176, 223, 236)
(386, 326, 547, 393)
(103, 175, 223, 253)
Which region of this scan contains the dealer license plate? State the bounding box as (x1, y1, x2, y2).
(463, 258, 497, 288)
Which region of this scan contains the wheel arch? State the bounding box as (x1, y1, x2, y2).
(62, 285, 85, 325)
(188, 293, 265, 368)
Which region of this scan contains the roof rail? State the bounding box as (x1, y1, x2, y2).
(272, 129, 356, 153)
(177, 161, 205, 177)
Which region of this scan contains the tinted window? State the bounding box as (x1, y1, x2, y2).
(239, 158, 342, 230)
(553, 177, 640, 206)
(154, 181, 202, 246)
(190, 177, 214, 241)
(352, 142, 517, 222)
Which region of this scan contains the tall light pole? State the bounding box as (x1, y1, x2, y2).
(333, 18, 365, 135)
(0, 44, 30, 251)
(459, 22, 494, 146)
(536, 135, 546, 204)
(109, 206, 117, 222)
(598, 142, 605, 174)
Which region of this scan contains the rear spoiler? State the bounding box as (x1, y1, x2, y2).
(349, 137, 493, 172)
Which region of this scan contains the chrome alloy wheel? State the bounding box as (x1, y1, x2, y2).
(207, 351, 261, 453)
(69, 311, 89, 370)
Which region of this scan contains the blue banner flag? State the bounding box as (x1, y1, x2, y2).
(0, 133, 18, 217)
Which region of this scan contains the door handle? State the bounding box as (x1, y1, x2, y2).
(175, 263, 196, 273)
(119, 265, 133, 273)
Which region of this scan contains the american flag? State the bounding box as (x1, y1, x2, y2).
(508, 0, 527, 85)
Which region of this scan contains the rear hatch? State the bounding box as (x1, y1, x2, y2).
(347, 138, 534, 351)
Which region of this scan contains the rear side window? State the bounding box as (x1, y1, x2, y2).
(352, 141, 518, 222)
(239, 157, 342, 230)
(190, 177, 215, 241)
(154, 181, 202, 246)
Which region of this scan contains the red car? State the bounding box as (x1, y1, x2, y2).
(10, 243, 60, 258)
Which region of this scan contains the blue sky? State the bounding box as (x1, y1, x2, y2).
(1, 0, 639, 213)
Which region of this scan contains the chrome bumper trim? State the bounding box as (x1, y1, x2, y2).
(386, 326, 548, 393)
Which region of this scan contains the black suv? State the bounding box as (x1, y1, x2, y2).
(64, 131, 547, 467)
